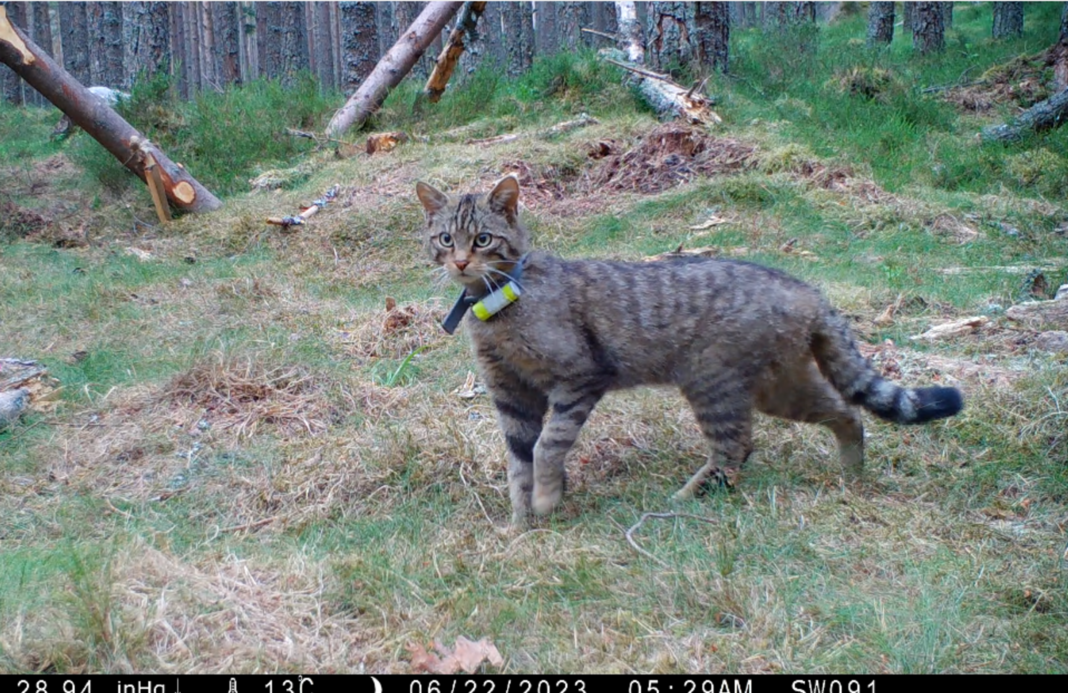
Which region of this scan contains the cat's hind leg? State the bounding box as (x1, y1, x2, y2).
(531, 388, 603, 516)
(677, 383, 755, 498)
(756, 361, 864, 480)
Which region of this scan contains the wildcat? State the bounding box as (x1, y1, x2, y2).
(417, 175, 963, 525)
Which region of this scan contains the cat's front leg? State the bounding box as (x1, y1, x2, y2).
(532, 388, 604, 516)
(486, 369, 548, 526)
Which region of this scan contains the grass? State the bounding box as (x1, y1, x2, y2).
(2, 6, 1068, 674)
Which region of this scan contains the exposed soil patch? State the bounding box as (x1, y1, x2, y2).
(337, 297, 447, 360)
(0, 199, 51, 239)
(591, 123, 756, 194)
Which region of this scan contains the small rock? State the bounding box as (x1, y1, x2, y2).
(1056, 284, 1068, 302)
(1035, 331, 1068, 354)
(0, 388, 30, 428)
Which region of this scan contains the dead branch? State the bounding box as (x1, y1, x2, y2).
(266, 185, 339, 228)
(465, 114, 599, 146)
(981, 86, 1068, 142)
(600, 49, 721, 125)
(424, 1, 487, 103)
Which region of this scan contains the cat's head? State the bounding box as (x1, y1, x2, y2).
(416, 176, 529, 290)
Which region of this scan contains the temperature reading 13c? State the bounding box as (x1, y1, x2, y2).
(18, 681, 91, 693)
(265, 677, 314, 693)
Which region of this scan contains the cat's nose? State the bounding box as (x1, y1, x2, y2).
(454, 260, 469, 271)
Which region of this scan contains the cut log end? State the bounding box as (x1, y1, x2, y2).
(0, 7, 36, 65)
(173, 182, 196, 205)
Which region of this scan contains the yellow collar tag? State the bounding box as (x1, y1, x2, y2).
(472, 282, 521, 321)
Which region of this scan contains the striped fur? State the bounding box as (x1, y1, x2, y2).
(418, 177, 964, 525)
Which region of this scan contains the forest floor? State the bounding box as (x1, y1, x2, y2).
(2, 5, 1068, 674)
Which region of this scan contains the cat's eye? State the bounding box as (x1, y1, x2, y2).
(439, 232, 454, 247)
(474, 233, 493, 248)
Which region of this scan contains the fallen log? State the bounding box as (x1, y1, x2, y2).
(909, 316, 989, 341)
(424, 1, 486, 103)
(326, 1, 463, 138)
(0, 7, 222, 214)
(1006, 285, 1068, 330)
(266, 185, 339, 228)
(980, 86, 1068, 143)
(600, 48, 721, 125)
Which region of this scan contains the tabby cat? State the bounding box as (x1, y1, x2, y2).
(417, 176, 963, 525)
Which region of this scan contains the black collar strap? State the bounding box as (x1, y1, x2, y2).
(441, 256, 526, 334)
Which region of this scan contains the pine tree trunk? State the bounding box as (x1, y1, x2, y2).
(535, 2, 559, 55)
(185, 1, 202, 93)
(212, 2, 241, 86)
(903, 2, 915, 33)
(693, 2, 728, 75)
(171, 2, 188, 97)
(593, 1, 619, 37)
(477, 2, 506, 70)
(646, 2, 692, 74)
(992, 3, 1023, 39)
(941, 2, 953, 29)
(312, 2, 336, 91)
(376, 2, 394, 56)
(200, 2, 218, 90)
(340, 1, 378, 95)
(503, 1, 534, 77)
(121, 2, 171, 87)
(1053, 3, 1068, 91)
(28, 1, 52, 105)
(240, 1, 257, 82)
(0, 7, 223, 212)
(913, 2, 945, 54)
(1, 1, 25, 104)
(615, 1, 645, 64)
(867, 1, 895, 45)
(791, 2, 816, 23)
(279, 2, 310, 86)
(59, 2, 91, 85)
(558, 2, 589, 51)
(259, 2, 283, 80)
(86, 2, 124, 87)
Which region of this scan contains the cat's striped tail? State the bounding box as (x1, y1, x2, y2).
(811, 306, 963, 425)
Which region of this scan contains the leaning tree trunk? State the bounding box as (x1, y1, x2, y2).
(326, 1, 462, 138)
(867, 2, 895, 45)
(340, 1, 379, 96)
(913, 2, 945, 55)
(693, 2, 728, 75)
(1, 1, 25, 104)
(0, 7, 222, 213)
(424, 1, 487, 102)
(992, 3, 1024, 39)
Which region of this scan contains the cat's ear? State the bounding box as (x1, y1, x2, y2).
(416, 182, 449, 217)
(488, 175, 520, 224)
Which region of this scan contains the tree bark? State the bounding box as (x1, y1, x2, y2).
(903, 2, 915, 33)
(693, 2, 728, 75)
(616, 1, 645, 64)
(121, 2, 171, 85)
(535, 2, 559, 55)
(941, 2, 953, 29)
(913, 2, 945, 55)
(171, 1, 188, 97)
(199, 2, 218, 90)
(59, 2, 91, 85)
(980, 87, 1068, 142)
(646, 1, 692, 74)
(279, 1, 310, 86)
(340, 2, 378, 96)
(992, 3, 1024, 39)
(240, 0, 258, 82)
(212, 2, 241, 86)
(503, 1, 534, 77)
(424, 1, 487, 102)
(28, 1, 52, 105)
(326, 1, 463, 138)
(1, 1, 26, 104)
(185, 0, 202, 93)
(86, 2, 124, 87)
(259, 2, 282, 80)
(312, 2, 336, 91)
(1055, 3, 1068, 91)
(558, 2, 589, 50)
(0, 7, 222, 213)
(867, 1, 894, 45)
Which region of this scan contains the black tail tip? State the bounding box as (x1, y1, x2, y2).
(913, 386, 964, 423)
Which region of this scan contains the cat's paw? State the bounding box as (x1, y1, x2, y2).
(531, 485, 562, 516)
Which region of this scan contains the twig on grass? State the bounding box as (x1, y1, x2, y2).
(625, 512, 719, 566)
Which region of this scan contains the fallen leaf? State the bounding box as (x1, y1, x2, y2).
(407, 636, 504, 674)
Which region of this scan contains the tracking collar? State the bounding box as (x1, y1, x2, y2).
(441, 257, 527, 334)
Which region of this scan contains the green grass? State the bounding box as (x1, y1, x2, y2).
(1, 6, 1068, 673)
